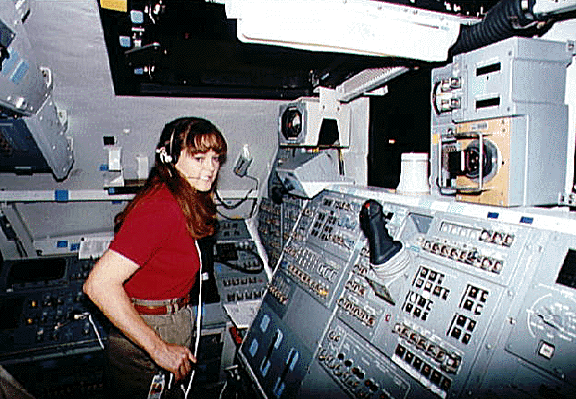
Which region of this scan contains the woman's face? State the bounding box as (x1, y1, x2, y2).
(175, 149, 221, 192)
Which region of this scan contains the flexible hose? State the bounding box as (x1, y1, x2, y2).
(449, 0, 544, 57)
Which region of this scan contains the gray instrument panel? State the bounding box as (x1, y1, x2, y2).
(243, 188, 576, 399)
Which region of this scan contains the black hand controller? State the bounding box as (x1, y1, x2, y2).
(359, 199, 402, 265)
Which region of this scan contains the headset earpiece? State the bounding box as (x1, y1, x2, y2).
(156, 146, 173, 164)
(156, 128, 178, 164)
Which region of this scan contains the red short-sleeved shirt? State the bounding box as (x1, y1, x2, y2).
(109, 185, 200, 300)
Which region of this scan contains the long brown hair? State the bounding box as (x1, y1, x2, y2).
(115, 117, 227, 239)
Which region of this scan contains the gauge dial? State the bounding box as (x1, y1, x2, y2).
(527, 293, 576, 342)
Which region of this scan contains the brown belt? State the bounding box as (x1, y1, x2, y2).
(132, 294, 191, 315)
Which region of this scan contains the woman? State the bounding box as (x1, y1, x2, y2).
(84, 117, 227, 398)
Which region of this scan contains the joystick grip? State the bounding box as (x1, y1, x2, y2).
(359, 200, 402, 265)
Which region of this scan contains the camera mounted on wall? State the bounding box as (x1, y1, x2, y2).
(278, 87, 350, 148)
(275, 87, 352, 199)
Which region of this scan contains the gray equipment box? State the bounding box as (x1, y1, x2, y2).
(430, 37, 573, 207)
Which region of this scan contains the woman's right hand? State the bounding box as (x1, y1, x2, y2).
(151, 341, 197, 381)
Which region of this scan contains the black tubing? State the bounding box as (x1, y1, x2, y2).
(449, 0, 539, 57)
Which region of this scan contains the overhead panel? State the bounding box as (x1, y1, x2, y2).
(227, 0, 466, 62)
(0, 2, 72, 180)
(98, 0, 500, 100)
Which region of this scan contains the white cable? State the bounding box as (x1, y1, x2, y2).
(181, 241, 204, 399)
(245, 218, 272, 280)
(218, 380, 228, 399)
(88, 314, 105, 350)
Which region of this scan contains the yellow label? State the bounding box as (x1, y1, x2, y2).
(100, 0, 127, 12)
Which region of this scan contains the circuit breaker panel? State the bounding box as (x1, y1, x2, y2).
(240, 187, 576, 399)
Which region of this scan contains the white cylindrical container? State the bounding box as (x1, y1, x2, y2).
(396, 152, 430, 194)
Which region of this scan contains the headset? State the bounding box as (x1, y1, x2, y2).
(155, 125, 177, 164)
(156, 117, 225, 167)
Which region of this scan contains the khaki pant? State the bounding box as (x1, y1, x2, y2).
(105, 306, 194, 399)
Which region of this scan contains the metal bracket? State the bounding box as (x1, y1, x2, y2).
(437, 130, 493, 195)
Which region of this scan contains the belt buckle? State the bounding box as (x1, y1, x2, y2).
(168, 299, 181, 314)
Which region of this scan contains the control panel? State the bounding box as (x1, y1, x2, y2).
(258, 198, 283, 269)
(0, 219, 267, 397)
(240, 187, 576, 399)
(0, 256, 108, 364)
(216, 267, 267, 304)
(258, 194, 305, 270)
(214, 219, 269, 304)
